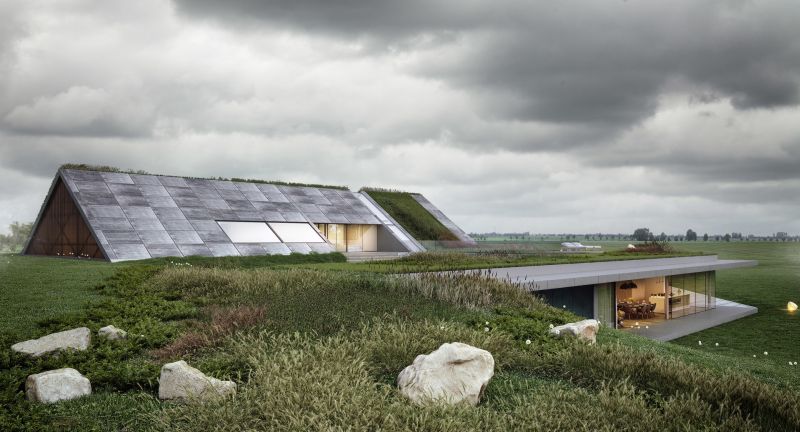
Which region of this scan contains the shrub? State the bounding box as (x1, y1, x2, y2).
(151, 305, 267, 361)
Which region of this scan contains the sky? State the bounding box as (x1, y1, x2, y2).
(1, 0, 799, 236)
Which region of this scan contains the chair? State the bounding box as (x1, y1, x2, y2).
(622, 305, 638, 320)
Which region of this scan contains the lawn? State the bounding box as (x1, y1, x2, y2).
(0, 254, 119, 340)
(669, 242, 800, 385)
(1, 245, 799, 431)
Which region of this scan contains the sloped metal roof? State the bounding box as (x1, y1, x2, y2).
(58, 169, 386, 261)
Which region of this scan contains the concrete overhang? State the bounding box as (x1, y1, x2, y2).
(481, 255, 757, 291)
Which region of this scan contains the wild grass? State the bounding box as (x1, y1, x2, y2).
(3, 244, 800, 431)
(150, 305, 267, 361)
(308, 249, 701, 273)
(150, 319, 789, 431)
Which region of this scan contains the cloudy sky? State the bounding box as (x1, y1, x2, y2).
(1, 0, 799, 236)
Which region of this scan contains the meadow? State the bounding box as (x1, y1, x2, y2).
(0, 242, 798, 431)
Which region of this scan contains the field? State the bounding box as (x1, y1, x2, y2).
(1, 242, 799, 431)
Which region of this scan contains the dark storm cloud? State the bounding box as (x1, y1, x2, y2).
(172, 0, 491, 41)
(174, 0, 800, 132)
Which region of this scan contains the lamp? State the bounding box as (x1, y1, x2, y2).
(789, 301, 798, 312)
(620, 281, 638, 290)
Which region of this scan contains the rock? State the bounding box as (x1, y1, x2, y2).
(11, 327, 91, 357)
(98, 325, 127, 340)
(26, 368, 91, 403)
(158, 360, 236, 401)
(397, 342, 494, 406)
(549, 319, 600, 344)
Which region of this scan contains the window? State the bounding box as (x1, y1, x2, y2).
(218, 221, 280, 243)
(268, 222, 325, 243)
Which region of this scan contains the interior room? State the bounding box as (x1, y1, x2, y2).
(315, 224, 378, 252)
(615, 272, 717, 328)
(615, 277, 667, 327)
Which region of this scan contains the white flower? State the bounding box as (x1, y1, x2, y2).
(548, 324, 554, 329)
(794, 362, 798, 365)
(753, 354, 757, 358)
(484, 327, 490, 332)
(790, 362, 794, 366)
(764, 351, 768, 355)
(698, 341, 702, 346)
(439, 326, 445, 330)
(715, 343, 719, 347)
(525, 339, 531, 345)
(562, 305, 566, 308)
(485, 321, 489, 325)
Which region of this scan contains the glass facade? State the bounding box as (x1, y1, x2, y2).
(536, 285, 595, 319)
(315, 224, 377, 252)
(610, 272, 717, 328)
(667, 271, 716, 318)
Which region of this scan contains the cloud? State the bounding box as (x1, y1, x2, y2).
(175, 0, 800, 132)
(0, 0, 799, 237)
(3, 86, 156, 137)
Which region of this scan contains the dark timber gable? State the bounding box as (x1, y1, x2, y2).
(23, 177, 106, 260)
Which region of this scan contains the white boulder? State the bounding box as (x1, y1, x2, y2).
(158, 360, 236, 401)
(26, 368, 91, 403)
(397, 342, 494, 406)
(98, 325, 127, 340)
(549, 319, 600, 344)
(11, 327, 91, 357)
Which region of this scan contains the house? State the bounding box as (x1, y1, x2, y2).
(22, 167, 474, 262)
(480, 255, 758, 340)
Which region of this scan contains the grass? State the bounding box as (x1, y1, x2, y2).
(60, 164, 350, 190)
(0, 255, 118, 340)
(363, 190, 459, 241)
(305, 248, 701, 273)
(2, 245, 800, 430)
(668, 242, 800, 383)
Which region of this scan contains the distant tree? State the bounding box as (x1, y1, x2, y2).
(703, 233, 708, 241)
(632, 228, 651, 241)
(724, 233, 731, 242)
(659, 232, 667, 241)
(685, 229, 697, 241)
(0, 221, 33, 252)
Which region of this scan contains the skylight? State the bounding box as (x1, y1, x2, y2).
(268, 222, 326, 243)
(217, 221, 281, 243)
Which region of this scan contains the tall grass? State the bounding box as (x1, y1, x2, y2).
(150, 320, 764, 431)
(148, 267, 800, 431)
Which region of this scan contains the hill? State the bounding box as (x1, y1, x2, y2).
(1, 249, 798, 431)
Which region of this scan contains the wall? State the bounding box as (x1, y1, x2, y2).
(535, 285, 595, 319)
